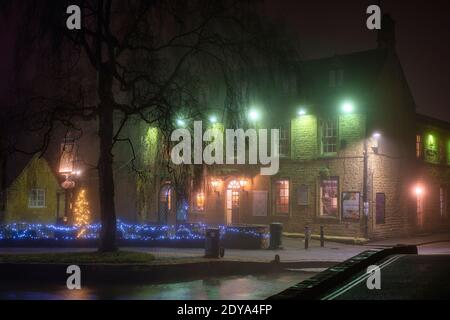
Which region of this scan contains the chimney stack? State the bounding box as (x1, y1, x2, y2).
(377, 14, 396, 49)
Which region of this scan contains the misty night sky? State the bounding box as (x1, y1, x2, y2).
(1, 0, 449, 121)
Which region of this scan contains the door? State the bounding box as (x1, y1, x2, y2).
(226, 180, 241, 225)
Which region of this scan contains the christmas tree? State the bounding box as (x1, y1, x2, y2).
(73, 189, 90, 238)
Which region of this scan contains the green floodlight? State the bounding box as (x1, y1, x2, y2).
(176, 119, 186, 127)
(248, 109, 261, 122)
(209, 115, 218, 124)
(341, 101, 355, 113)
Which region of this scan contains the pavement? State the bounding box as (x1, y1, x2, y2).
(1, 232, 450, 264)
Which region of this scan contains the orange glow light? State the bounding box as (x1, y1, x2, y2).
(414, 185, 424, 196)
(211, 179, 222, 190)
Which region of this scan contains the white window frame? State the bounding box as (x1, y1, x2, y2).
(28, 189, 46, 208)
(321, 119, 338, 155)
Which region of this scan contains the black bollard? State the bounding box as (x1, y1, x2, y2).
(205, 228, 220, 258)
(304, 226, 310, 250)
(320, 226, 325, 247)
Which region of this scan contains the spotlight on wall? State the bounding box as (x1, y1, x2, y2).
(372, 132, 381, 139)
(371, 132, 381, 153)
(209, 115, 218, 124)
(298, 108, 307, 116)
(248, 109, 261, 122)
(341, 101, 355, 113)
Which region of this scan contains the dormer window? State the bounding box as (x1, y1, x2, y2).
(329, 69, 344, 87)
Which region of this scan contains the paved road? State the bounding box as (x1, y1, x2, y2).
(322, 254, 450, 300)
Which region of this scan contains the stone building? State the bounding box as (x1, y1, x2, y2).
(140, 15, 450, 240)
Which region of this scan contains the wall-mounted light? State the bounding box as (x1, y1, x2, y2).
(414, 184, 424, 197)
(298, 108, 307, 116)
(372, 132, 381, 139)
(341, 101, 355, 114)
(211, 178, 223, 194)
(371, 132, 381, 153)
(176, 119, 186, 127)
(248, 109, 261, 122)
(209, 115, 218, 124)
(239, 179, 249, 191)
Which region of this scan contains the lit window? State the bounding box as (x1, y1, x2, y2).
(28, 189, 46, 208)
(319, 177, 339, 218)
(279, 124, 290, 158)
(275, 180, 290, 214)
(195, 193, 205, 212)
(321, 119, 338, 154)
(416, 134, 422, 159)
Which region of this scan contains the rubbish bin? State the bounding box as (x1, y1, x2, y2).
(270, 223, 283, 249)
(205, 228, 220, 258)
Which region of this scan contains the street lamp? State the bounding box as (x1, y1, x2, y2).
(59, 138, 81, 225)
(298, 108, 307, 116)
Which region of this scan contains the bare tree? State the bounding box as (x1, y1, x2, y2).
(2, 0, 300, 251)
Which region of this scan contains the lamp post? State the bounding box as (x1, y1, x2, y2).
(59, 138, 81, 225)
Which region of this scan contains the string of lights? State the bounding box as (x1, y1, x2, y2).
(0, 221, 269, 242)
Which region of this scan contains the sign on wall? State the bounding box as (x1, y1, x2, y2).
(342, 191, 361, 220)
(297, 185, 309, 206)
(252, 191, 268, 216)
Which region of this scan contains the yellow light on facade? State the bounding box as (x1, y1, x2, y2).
(239, 179, 248, 188)
(211, 178, 223, 190)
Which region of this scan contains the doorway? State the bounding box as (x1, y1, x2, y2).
(159, 184, 173, 224)
(226, 180, 241, 225)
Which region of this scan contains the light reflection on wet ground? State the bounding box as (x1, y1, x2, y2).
(0, 272, 315, 300)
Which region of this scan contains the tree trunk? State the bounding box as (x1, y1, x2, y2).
(98, 104, 117, 252)
(97, 63, 118, 252)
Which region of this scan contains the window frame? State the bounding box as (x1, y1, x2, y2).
(28, 188, 46, 209)
(320, 118, 339, 156)
(278, 123, 291, 158)
(274, 179, 290, 215)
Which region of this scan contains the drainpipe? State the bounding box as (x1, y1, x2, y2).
(363, 137, 369, 239)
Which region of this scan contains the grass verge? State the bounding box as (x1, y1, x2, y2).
(0, 251, 155, 264)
